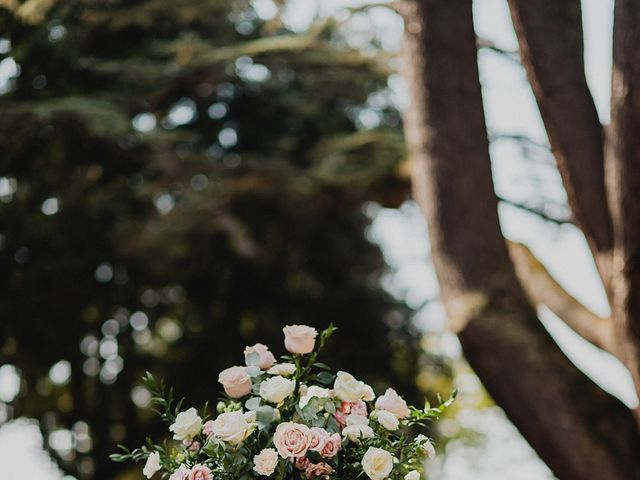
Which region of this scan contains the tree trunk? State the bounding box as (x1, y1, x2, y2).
(400, 1, 640, 478)
(607, 0, 640, 412)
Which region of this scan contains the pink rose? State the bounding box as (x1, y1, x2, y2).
(295, 456, 311, 471)
(182, 439, 201, 451)
(273, 422, 311, 459)
(320, 433, 341, 458)
(169, 465, 189, 480)
(188, 465, 213, 480)
(305, 462, 333, 478)
(308, 427, 330, 452)
(202, 420, 215, 438)
(375, 388, 410, 419)
(218, 366, 252, 398)
(244, 343, 276, 369)
(335, 400, 368, 426)
(283, 325, 318, 354)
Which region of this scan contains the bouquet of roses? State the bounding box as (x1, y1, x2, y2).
(111, 324, 453, 480)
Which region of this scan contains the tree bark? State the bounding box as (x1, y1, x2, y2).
(507, 241, 619, 357)
(607, 0, 640, 409)
(400, 1, 640, 478)
(506, 0, 613, 286)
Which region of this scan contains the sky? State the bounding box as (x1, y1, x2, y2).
(0, 0, 633, 479)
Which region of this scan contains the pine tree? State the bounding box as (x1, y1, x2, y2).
(0, 1, 439, 478)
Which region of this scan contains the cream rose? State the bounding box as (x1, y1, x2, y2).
(283, 325, 318, 354)
(273, 422, 311, 459)
(143, 452, 161, 478)
(218, 366, 253, 398)
(169, 408, 202, 441)
(405, 471, 420, 480)
(362, 447, 394, 480)
(244, 343, 276, 369)
(374, 410, 399, 431)
(333, 371, 374, 403)
(299, 385, 331, 408)
(210, 410, 253, 445)
(253, 448, 279, 476)
(342, 423, 374, 442)
(374, 388, 410, 419)
(259, 376, 296, 404)
(267, 363, 297, 377)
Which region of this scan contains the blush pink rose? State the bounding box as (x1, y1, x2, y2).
(202, 420, 215, 438)
(169, 465, 189, 480)
(244, 343, 276, 369)
(283, 325, 318, 354)
(308, 427, 330, 452)
(273, 422, 311, 459)
(295, 456, 311, 471)
(305, 462, 333, 479)
(375, 388, 410, 419)
(188, 465, 213, 480)
(218, 366, 252, 398)
(320, 433, 341, 458)
(182, 439, 201, 451)
(335, 399, 368, 426)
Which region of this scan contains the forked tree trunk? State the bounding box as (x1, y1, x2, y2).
(400, 1, 640, 478)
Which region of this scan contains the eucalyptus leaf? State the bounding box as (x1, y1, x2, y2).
(245, 397, 261, 411)
(245, 351, 261, 367)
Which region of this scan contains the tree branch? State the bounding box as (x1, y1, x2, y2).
(507, 241, 620, 357)
(607, 0, 640, 409)
(400, 1, 639, 477)
(506, 0, 614, 286)
(497, 196, 571, 225)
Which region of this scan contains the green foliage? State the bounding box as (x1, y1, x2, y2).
(0, 1, 449, 478)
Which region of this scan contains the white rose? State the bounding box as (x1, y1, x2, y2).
(361, 382, 376, 401)
(260, 376, 296, 404)
(374, 410, 399, 431)
(405, 471, 421, 480)
(342, 423, 374, 442)
(362, 447, 394, 480)
(143, 452, 161, 479)
(346, 414, 369, 426)
(267, 363, 297, 377)
(299, 385, 331, 408)
(253, 447, 279, 476)
(169, 408, 202, 441)
(415, 434, 435, 459)
(244, 410, 257, 423)
(210, 410, 253, 445)
(334, 371, 368, 402)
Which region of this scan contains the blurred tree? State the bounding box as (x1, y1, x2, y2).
(0, 1, 452, 478)
(401, 0, 640, 479)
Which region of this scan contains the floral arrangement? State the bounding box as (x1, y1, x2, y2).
(111, 324, 453, 480)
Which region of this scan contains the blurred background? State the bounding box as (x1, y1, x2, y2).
(0, 0, 634, 479)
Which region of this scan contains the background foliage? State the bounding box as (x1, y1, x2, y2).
(0, 1, 453, 477)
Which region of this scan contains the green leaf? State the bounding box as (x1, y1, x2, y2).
(245, 351, 261, 367)
(316, 371, 335, 386)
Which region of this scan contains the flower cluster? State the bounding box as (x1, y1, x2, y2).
(111, 324, 452, 479)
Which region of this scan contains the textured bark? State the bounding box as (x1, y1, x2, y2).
(508, 241, 619, 357)
(608, 0, 640, 406)
(401, 1, 640, 478)
(507, 0, 613, 285)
